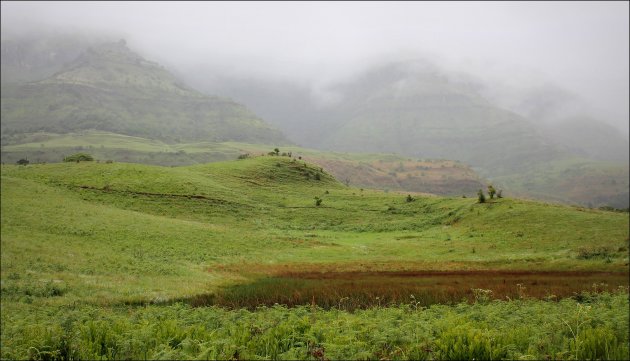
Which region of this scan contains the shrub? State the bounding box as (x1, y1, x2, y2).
(477, 189, 486, 203)
(237, 154, 250, 160)
(487, 185, 496, 199)
(63, 153, 94, 162)
(16, 158, 29, 165)
(314, 197, 323, 207)
(576, 246, 614, 260)
(435, 326, 507, 360)
(406, 194, 414, 202)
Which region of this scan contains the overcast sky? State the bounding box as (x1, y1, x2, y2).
(2, 1, 628, 131)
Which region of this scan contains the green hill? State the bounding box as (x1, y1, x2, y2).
(2, 157, 626, 290)
(0, 130, 486, 196)
(2, 158, 628, 359)
(0, 40, 288, 145)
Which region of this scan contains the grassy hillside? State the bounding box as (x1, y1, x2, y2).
(4, 129, 628, 207)
(2, 157, 628, 359)
(493, 157, 630, 209)
(1, 157, 627, 304)
(0, 130, 486, 196)
(0, 41, 288, 145)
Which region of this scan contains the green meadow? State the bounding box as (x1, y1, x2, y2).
(1, 156, 628, 359)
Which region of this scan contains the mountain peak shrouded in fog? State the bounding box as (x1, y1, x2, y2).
(1, 40, 289, 145)
(40, 39, 197, 95)
(2, 1, 627, 135)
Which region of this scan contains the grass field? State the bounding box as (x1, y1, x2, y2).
(0, 130, 485, 196)
(1, 156, 628, 359)
(3, 130, 628, 208)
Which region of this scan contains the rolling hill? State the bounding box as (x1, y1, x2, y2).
(0, 156, 628, 359)
(0, 130, 486, 196)
(1, 157, 628, 358)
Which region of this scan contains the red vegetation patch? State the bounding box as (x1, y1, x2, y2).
(198, 267, 628, 310)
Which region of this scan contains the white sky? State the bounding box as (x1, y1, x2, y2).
(2, 1, 628, 131)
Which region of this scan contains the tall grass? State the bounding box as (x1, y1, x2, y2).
(1, 290, 627, 360)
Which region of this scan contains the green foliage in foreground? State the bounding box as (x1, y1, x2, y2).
(2, 292, 628, 360)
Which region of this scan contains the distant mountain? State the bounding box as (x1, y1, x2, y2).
(185, 61, 563, 174)
(180, 60, 629, 208)
(538, 117, 629, 163)
(1, 40, 289, 145)
(0, 31, 100, 84)
(486, 82, 629, 163)
(2, 34, 626, 207)
(315, 62, 565, 175)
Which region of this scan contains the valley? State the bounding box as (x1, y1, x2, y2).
(1, 157, 628, 359)
(1, 7, 629, 359)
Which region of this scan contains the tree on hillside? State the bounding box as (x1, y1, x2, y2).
(477, 189, 486, 203)
(487, 185, 496, 199)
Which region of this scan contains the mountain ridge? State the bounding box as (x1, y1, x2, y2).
(1, 40, 289, 145)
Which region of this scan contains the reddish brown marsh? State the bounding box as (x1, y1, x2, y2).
(190, 270, 628, 310)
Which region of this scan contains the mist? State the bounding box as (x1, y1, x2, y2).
(2, 1, 628, 135)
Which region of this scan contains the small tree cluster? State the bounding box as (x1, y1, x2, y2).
(314, 196, 323, 207)
(268, 148, 294, 157)
(477, 186, 503, 203)
(406, 194, 415, 202)
(63, 153, 94, 162)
